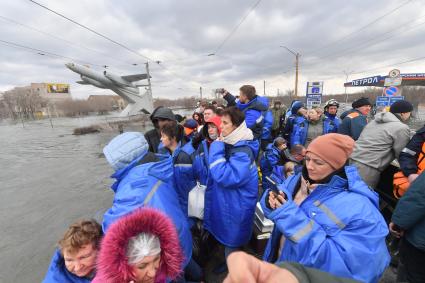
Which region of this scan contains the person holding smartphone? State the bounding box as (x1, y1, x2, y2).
(260, 133, 390, 283)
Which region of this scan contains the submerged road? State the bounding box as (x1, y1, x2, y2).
(0, 116, 146, 282)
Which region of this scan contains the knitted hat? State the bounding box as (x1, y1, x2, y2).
(390, 100, 413, 114)
(183, 119, 198, 129)
(306, 133, 355, 170)
(352, 97, 371, 108)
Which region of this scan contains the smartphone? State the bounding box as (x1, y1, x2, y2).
(265, 176, 287, 205)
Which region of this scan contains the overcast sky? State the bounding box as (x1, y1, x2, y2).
(0, 0, 424, 99)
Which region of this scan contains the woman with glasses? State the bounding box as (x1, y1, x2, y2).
(260, 133, 390, 283)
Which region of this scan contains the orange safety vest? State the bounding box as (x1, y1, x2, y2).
(393, 143, 425, 199)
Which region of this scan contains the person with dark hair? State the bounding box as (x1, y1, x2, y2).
(203, 105, 217, 122)
(211, 100, 218, 107)
(192, 112, 205, 128)
(261, 134, 390, 283)
(271, 101, 287, 138)
(145, 106, 177, 153)
(260, 137, 288, 192)
(43, 219, 103, 283)
(202, 106, 259, 273)
(220, 85, 268, 140)
(350, 100, 413, 189)
(160, 123, 196, 218)
(283, 101, 307, 146)
(338, 97, 372, 140)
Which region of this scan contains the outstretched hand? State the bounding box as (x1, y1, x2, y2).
(223, 252, 298, 283)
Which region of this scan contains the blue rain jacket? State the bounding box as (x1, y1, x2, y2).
(260, 166, 390, 283)
(324, 112, 341, 133)
(260, 143, 282, 191)
(102, 134, 192, 267)
(172, 142, 196, 217)
(43, 249, 92, 283)
(257, 96, 273, 141)
(290, 116, 339, 147)
(203, 140, 259, 247)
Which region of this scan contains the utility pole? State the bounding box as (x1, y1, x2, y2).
(145, 62, 152, 95)
(263, 80, 266, 95)
(200, 87, 203, 100)
(343, 70, 353, 105)
(280, 46, 300, 97)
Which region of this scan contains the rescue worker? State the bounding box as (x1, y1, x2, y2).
(350, 100, 413, 189)
(338, 97, 372, 140)
(261, 133, 390, 283)
(43, 219, 103, 283)
(93, 208, 184, 283)
(399, 124, 425, 184)
(221, 85, 268, 140)
(390, 172, 425, 283)
(101, 132, 193, 272)
(203, 107, 259, 271)
(183, 119, 198, 141)
(271, 101, 287, 138)
(258, 96, 274, 151)
(323, 99, 341, 133)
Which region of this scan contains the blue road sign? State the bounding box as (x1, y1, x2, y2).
(376, 96, 390, 107)
(389, 96, 404, 105)
(385, 86, 399, 96)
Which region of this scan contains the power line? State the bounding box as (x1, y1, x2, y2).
(0, 39, 104, 67)
(212, 0, 262, 55)
(28, 0, 154, 62)
(307, 0, 413, 56)
(353, 55, 425, 75)
(0, 14, 135, 67)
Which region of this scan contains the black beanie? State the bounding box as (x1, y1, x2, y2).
(390, 100, 413, 114)
(352, 97, 371, 108)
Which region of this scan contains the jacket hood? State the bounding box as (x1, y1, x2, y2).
(256, 96, 270, 108)
(291, 101, 304, 114)
(345, 166, 380, 208)
(202, 115, 222, 138)
(234, 139, 260, 157)
(94, 208, 184, 283)
(150, 107, 176, 122)
(374, 111, 401, 124)
(104, 132, 149, 171)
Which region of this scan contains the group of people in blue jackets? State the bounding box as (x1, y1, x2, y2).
(43, 85, 393, 283)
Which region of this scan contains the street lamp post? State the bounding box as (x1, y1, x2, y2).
(343, 70, 353, 105)
(280, 46, 300, 97)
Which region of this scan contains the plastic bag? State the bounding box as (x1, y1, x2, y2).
(188, 182, 206, 219)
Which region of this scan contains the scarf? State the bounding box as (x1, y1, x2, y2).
(221, 121, 254, 145)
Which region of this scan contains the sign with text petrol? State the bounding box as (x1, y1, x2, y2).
(350, 76, 383, 87)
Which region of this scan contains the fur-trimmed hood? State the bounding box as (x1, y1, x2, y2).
(93, 208, 184, 283)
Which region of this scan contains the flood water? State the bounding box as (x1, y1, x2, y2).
(0, 115, 148, 282)
(0, 111, 423, 283)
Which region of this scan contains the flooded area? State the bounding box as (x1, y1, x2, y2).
(0, 111, 423, 282)
(0, 115, 148, 282)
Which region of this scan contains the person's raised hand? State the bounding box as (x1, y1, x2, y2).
(223, 251, 298, 283)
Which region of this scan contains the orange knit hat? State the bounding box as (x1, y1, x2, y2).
(306, 133, 355, 169)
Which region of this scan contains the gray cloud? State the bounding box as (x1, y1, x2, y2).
(0, 0, 423, 99)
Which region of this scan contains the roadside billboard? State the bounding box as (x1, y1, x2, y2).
(46, 83, 70, 93)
